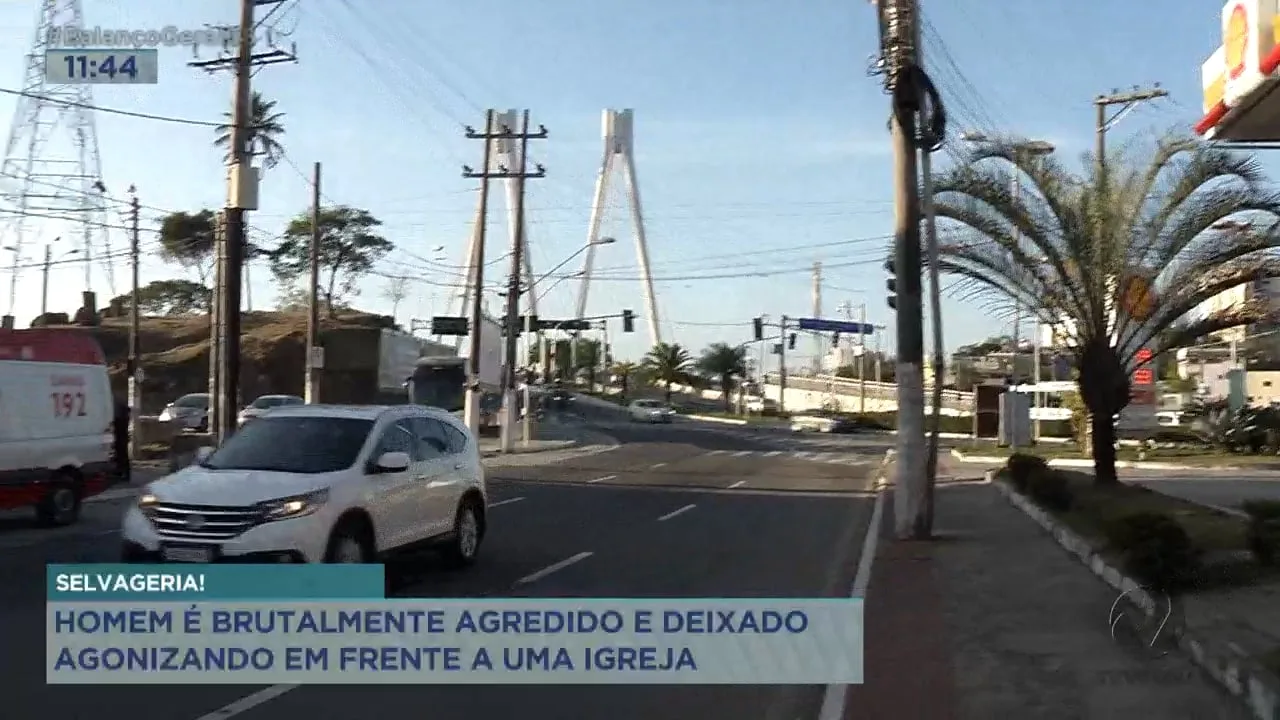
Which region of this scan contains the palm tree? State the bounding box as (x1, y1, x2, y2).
(698, 342, 748, 411)
(214, 92, 286, 169)
(933, 135, 1280, 486)
(611, 361, 639, 401)
(642, 342, 693, 403)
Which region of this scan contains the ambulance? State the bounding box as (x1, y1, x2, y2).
(0, 328, 116, 525)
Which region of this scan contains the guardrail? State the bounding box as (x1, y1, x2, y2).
(761, 373, 975, 410)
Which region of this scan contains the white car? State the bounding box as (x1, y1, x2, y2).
(158, 393, 211, 432)
(120, 404, 488, 565)
(628, 399, 675, 423)
(238, 394, 304, 426)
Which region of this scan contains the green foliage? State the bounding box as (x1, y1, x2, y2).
(267, 206, 393, 316)
(934, 135, 1280, 485)
(697, 342, 748, 410)
(214, 91, 286, 169)
(642, 342, 693, 401)
(1242, 500, 1280, 566)
(1102, 513, 1201, 592)
(109, 279, 211, 316)
(1026, 469, 1073, 511)
(1005, 453, 1049, 493)
(157, 210, 218, 280)
(528, 338, 601, 381)
(1060, 390, 1089, 447)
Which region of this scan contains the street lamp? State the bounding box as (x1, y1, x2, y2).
(962, 132, 1056, 441)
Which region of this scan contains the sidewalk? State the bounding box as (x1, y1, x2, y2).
(844, 480, 1250, 719)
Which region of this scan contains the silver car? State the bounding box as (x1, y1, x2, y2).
(238, 394, 305, 426)
(158, 393, 211, 432)
(628, 399, 674, 423)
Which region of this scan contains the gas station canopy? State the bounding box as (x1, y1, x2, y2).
(1196, 0, 1280, 142)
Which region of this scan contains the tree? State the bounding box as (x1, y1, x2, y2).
(267, 206, 394, 317)
(527, 338, 600, 381)
(611, 361, 639, 401)
(698, 342, 748, 411)
(642, 342, 693, 402)
(157, 210, 218, 283)
(933, 135, 1280, 485)
(109, 279, 211, 316)
(383, 275, 410, 321)
(214, 91, 286, 169)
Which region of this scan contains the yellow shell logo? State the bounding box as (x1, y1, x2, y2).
(1227, 3, 1249, 79)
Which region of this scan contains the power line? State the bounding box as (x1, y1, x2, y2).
(0, 87, 222, 126)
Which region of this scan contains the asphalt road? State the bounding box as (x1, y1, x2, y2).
(1122, 467, 1280, 512)
(5, 411, 884, 720)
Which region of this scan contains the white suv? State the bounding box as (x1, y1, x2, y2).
(120, 405, 488, 565)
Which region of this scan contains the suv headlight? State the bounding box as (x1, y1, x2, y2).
(257, 489, 329, 522)
(136, 487, 160, 516)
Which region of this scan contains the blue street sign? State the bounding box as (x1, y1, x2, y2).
(795, 317, 874, 334)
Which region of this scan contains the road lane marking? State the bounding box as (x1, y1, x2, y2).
(657, 504, 696, 522)
(193, 684, 300, 720)
(515, 551, 594, 585)
(792, 452, 813, 460)
(727, 480, 746, 489)
(707, 449, 727, 456)
(765, 450, 783, 457)
(818, 460, 890, 720)
(487, 497, 524, 508)
(587, 474, 616, 484)
(649, 462, 667, 470)
(731, 450, 752, 457)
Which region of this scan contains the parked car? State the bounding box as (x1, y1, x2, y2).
(238, 394, 305, 426)
(0, 329, 116, 526)
(791, 411, 860, 434)
(120, 404, 488, 565)
(158, 393, 211, 432)
(629, 399, 674, 423)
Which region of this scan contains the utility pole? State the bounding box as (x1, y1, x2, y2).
(460, 111, 498, 435)
(1095, 86, 1167, 182)
(881, 0, 928, 539)
(917, 16, 943, 533)
(466, 111, 547, 452)
(858, 303, 868, 413)
(190, 0, 296, 444)
(127, 186, 140, 461)
(39, 244, 52, 317)
(305, 162, 322, 404)
(811, 261, 822, 374)
(208, 212, 223, 432)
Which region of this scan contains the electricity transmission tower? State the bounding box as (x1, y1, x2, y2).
(0, 0, 114, 328)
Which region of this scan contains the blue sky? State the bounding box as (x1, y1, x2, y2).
(0, 0, 1230, 364)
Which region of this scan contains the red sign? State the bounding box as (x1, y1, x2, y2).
(1132, 368, 1154, 385)
(1135, 348, 1153, 364)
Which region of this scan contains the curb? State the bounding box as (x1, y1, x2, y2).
(991, 471, 1280, 720)
(951, 448, 1244, 472)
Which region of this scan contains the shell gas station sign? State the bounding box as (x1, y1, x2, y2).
(1197, 0, 1280, 140)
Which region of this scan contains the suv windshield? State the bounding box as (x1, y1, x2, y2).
(174, 394, 209, 408)
(202, 416, 373, 473)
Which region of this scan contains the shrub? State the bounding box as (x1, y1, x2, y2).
(1102, 513, 1202, 592)
(1026, 469, 1073, 511)
(1005, 453, 1048, 493)
(1242, 500, 1280, 566)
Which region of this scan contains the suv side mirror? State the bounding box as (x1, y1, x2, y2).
(372, 451, 411, 473)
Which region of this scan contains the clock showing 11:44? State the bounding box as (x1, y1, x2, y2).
(44, 49, 159, 85)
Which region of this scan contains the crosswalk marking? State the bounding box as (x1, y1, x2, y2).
(731, 450, 752, 457)
(708, 449, 727, 456)
(691, 449, 870, 465)
(765, 450, 783, 457)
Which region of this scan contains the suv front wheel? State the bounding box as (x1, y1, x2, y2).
(442, 497, 484, 568)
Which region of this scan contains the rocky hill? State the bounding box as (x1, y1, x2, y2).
(43, 310, 398, 413)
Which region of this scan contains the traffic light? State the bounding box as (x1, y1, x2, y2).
(787, 333, 797, 350)
(622, 309, 635, 333)
(884, 257, 897, 311)
(752, 317, 764, 341)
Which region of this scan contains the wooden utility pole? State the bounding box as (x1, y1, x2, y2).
(127, 186, 140, 460)
(1095, 86, 1167, 181)
(465, 111, 546, 451)
(460, 111, 497, 435)
(882, 0, 929, 539)
(305, 162, 322, 403)
(209, 212, 223, 431)
(190, 0, 296, 443)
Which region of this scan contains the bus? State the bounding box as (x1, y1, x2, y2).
(406, 356, 504, 425)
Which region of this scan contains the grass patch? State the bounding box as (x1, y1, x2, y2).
(967, 440, 1274, 465)
(1047, 470, 1246, 554)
